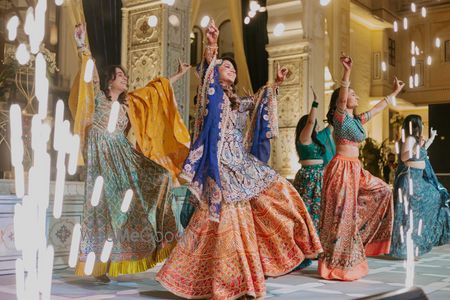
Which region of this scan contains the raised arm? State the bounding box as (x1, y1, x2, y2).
(74, 24, 100, 94)
(204, 20, 219, 65)
(169, 58, 191, 84)
(424, 127, 437, 150)
(299, 87, 319, 144)
(365, 77, 405, 120)
(337, 53, 352, 112)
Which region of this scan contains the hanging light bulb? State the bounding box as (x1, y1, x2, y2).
(411, 3, 416, 13)
(249, 10, 256, 18)
(250, 1, 260, 12)
(393, 21, 398, 32)
(427, 55, 432, 65)
(7, 16, 19, 41)
(411, 56, 416, 67)
(244, 17, 250, 25)
(403, 17, 408, 30)
(55, 0, 64, 6)
(409, 75, 414, 88)
(320, 0, 331, 6)
(15, 44, 30, 65)
(273, 23, 285, 36)
(147, 15, 158, 28)
(200, 16, 210, 28)
(415, 46, 420, 56)
(411, 41, 415, 55)
(435, 37, 441, 48)
(421, 7, 427, 18)
(381, 61, 387, 72)
(414, 74, 419, 87)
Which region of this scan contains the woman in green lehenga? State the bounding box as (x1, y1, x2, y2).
(292, 88, 336, 270)
(71, 25, 190, 281)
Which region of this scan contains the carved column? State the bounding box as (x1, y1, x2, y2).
(266, 0, 326, 178)
(121, 0, 191, 122)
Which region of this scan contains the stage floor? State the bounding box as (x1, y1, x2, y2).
(0, 244, 449, 299)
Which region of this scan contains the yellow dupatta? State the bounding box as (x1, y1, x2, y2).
(68, 49, 96, 166)
(127, 78, 190, 185)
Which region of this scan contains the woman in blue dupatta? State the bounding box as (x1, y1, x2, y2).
(390, 115, 450, 258)
(156, 20, 322, 300)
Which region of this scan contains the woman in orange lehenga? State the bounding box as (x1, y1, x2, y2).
(156, 21, 322, 299)
(319, 54, 405, 281)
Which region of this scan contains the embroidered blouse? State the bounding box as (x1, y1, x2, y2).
(333, 109, 369, 146)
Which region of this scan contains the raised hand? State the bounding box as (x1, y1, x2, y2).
(340, 52, 352, 71)
(177, 58, 191, 76)
(310, 86, 317, 101)
(206, 19, 219, 45)
(275, 63, 289, 86)
(393, 76, 405, 94)
(430, 127, 438, 139)
(74, 23, 86, 48)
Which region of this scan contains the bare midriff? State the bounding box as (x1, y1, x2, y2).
(299, 159, 324, 166)
(336, 144, 359, 158)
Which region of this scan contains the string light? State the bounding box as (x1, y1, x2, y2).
(393, 21, 398, 32)
(435, 37, 441, 48)
(403, 17, 408, 30)
(381, 61, 387, 72)
(411, 3, 416, 13)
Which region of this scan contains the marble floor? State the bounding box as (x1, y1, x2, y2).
(0, 244, 449, 300)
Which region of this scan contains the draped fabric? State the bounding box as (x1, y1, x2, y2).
(68, 48, 97, 165)
(82, 0, 122, 73)
(241, 0, 269, 92)
(127, 78, 191, 184)
(180, 58, 225, 222)
(245, 86, 278, 163)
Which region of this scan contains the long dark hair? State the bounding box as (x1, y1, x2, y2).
(326, 88, 340, 126)
(295, 115, 326, 158)
(219, 56, 240, 110)
(100, 65, 127, 104)
(402, 114, 422, 143)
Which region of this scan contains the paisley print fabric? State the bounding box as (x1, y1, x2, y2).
(319, 155, 393, 281)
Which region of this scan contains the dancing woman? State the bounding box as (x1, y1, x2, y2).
(390, 115, 450, 258)
(71, 25, 190, 280)
(319, 54, 404, 281)
(294, 87, 336, 230)
(156, 20, 322, 299)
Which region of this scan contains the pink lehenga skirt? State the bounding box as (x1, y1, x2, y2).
(319, 155, 393, 281)
(156, 176, 323, 299)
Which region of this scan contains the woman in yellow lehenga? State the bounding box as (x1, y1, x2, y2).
(70, 25, 190, 282)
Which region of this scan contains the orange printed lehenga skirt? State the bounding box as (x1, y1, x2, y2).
(156, 176, 322, 299)
(318, 155, 393, 281)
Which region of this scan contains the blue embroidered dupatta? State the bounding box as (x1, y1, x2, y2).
(181, 58, 279, 222)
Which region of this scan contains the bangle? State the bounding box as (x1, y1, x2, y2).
(340, 80, 350, 88)
(312, 101, 319, 108)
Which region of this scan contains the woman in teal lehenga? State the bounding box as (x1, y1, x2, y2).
(292, 88, 336, 269)
(390, 115, 450, 258)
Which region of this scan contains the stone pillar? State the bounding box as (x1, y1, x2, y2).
(266, 0, 326, 178)
(121, 0, 191, 122)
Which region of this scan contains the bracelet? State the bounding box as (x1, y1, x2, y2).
(340, 80, 350, 88)
(312, 101, 319, 108)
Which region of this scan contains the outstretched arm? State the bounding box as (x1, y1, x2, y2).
(169, 58, 191, 84)
(299, 87, 319, 144)
(74, 24, 100, 94)
(364, 77, 405, 122)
